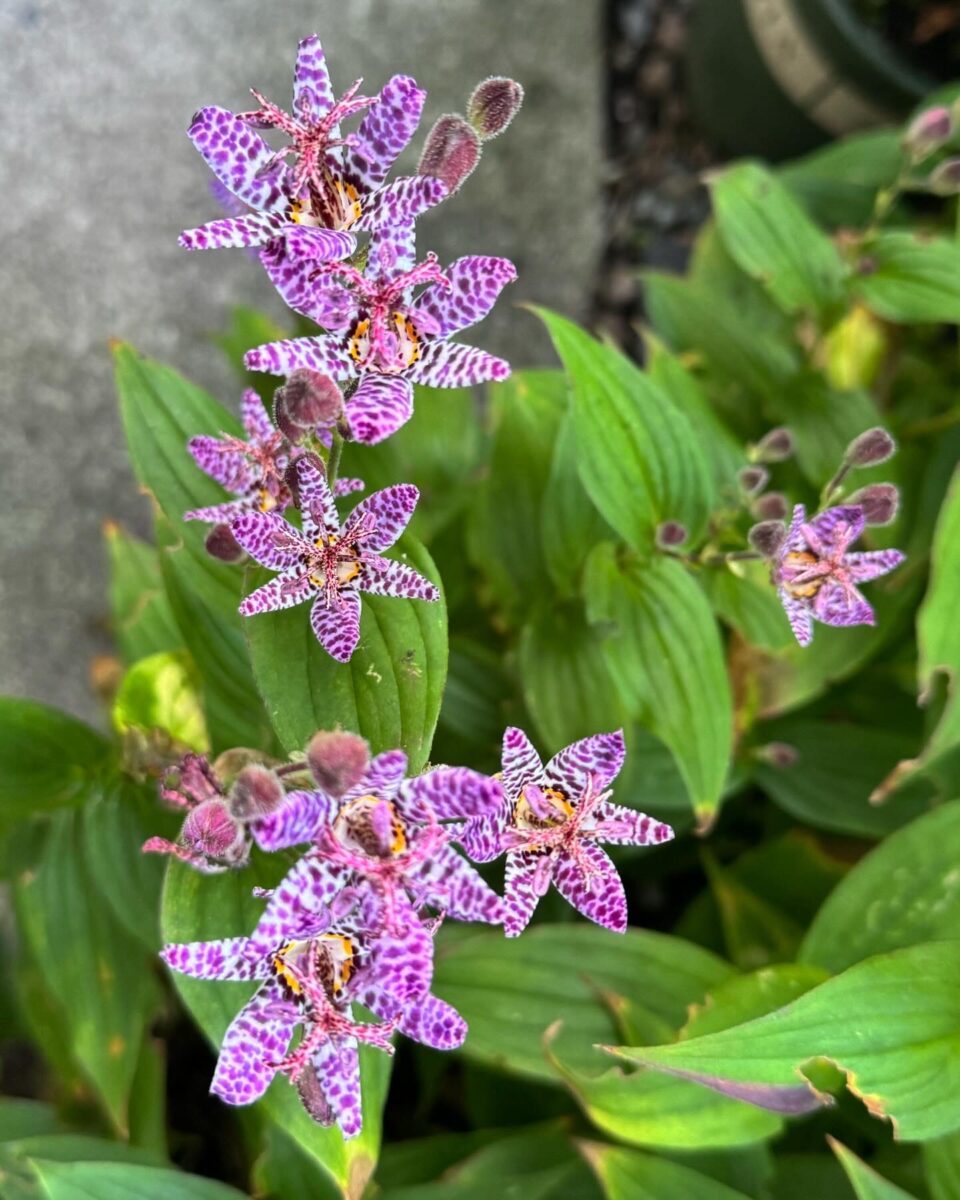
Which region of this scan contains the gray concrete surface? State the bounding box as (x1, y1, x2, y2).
(0, 0, 604, 723)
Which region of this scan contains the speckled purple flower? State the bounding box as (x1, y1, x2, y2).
(233, 457, 438, 662)
(461, 729, 674, 937)
(775, 504, 905, 647)
(244, 222, 515, 444)
(184, 389, 361, 526)
(179, 36, 445, 260)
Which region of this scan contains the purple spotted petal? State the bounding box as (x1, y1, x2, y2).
(231, 512, 306, 569)
(368, 905, 434, 1001)
(400, 993, 466, 1050)
(504, 849, 550, 937)
(311, 593, 362, 662)
(251, 788, 338, 851)
(259, 240, 325, 319)
(346, 75, 426, 191)
(245, 335, 355, 380)
(501, 727, 544, 803)
(361, 558, 440, 602)
(457, 813, 506, 863)
(248, 855, 348, 954)
(399, 767, 503, 823)
(591, 801, 675, 848)
(355, 176, 447, 233)
(297, 458, 340, 538)
(408, 845, 505, 925)
(239, 569, 315, 616)
(345, 374, 414, 444)
(545, 731, 626, 796)
(368, 220, 417, 280)
(212, 980, 298, 1106)
(335, 477, 366, 497)
(309, 1037, 363, 1138)
(185, 497, 254, 524)
(341, 749, 408, 806)
(188, 436, 254, 493)
(553, 843, 627, 933)
(240, 389, 275, 443)
(813, 579, 875, 628)
(282, 225, 357, 263)
(188, 106, 288, 214)
(779, 505, 809, 561)
(344, 484, 418, 551)
(779, 589, 814, 647)
(293, 35, 336, 122)
(804, 505, 864, 557)
(162, 937, 266, 981)
(409, 340, 511, 388)
(413, 256, 517, 339)
(844, 548, 906, 583)
(180, 212, 287, 251)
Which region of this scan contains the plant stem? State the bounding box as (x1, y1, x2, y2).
(665, 548, 763, 567)
(326, 428, 344, 492)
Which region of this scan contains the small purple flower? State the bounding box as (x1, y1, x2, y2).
(774, 504, 905, 647)
(233, 458, 439, 662)
(142, 754, 249, 874)
(185, 389, 361, 527)
(462, 729, 674, 937)
(244, 222, 515, 444)
(179, 36, 445, 257)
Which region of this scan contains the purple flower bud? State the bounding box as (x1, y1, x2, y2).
(418, 114, 481, 195)
(212, 747, 266, 787)
(738, 465, 770, 497)
(182, 799, 243, 858)
(753, 427, 794, 463)
(656, 520, 688, 548)
(276, 371, 344, 440)
(229, 764, 285, 821)
(928, 158, 960, 196)
(466, 76, 524, 141)
(904, 106, 952, 158)
(205, 523, 246, 563)
(273, 387, 301, 443)
(752, 491, 789, 521)
(848, 482, 900, 526)
(756, 742, 800, 768)
(845, 426, 896, 467)
(306, 730, 370, 798)
(748, 519, 787, 559)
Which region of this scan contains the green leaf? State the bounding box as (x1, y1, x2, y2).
(0, 1101, 62, 1142)
(541, 414, 613, 595)
(161, 855, 390, 1198)
(925, 1128, 960, 1200)
(801, 802, 960, 974)
(433, 924, 733, 1083)
(31, 1160, 249, 1200)
(537, 309, 714, 552)
(245, 534, 446, 770)
(213, 303, 288, 393)
(435, 637, 512, 768)
(855, 233, 960, 324)
(703, 856, 806, 970)
(830, 1140, 919, 1200)
(111, 651, 208, 753)
(13, 811, 160, 1133)
(779, 129, 903, 228)
(608, 941, 960, 1141)
(710, 162, 847, 316)
(0, 1134, 160, 1200)
(768, 376, 882, 487)
(584, 547, 733, 824)
(581, 1142, 754, 1200)
(466, 370, 567, 621)
(0, 698, 111, 829)
(701, 563, 793, 653)
(104, 523, 180, 664)
(766, 1153, 851, 1200)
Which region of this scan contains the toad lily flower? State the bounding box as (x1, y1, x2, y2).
(180, 36, 445, 258)
(233, 457, 439, 662)
(462, 729, 674, 937)
(245, 223, 515, 444)
(774, 504, 905, 647)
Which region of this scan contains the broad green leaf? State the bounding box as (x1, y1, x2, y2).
(767, 1153, 859, 1199)
(830, 1140, 919, 1200)
(925, 1128, 960, 1200)
(0, 699, 111, 828)
(701, 563, 793, 653)
(245, 535, 446, 771)
(0, 1134, 159, 1200)
(580, 1142, 754, 1200)
(537, 309, 713, 552)
(376, 1130, 503, 1189)
(252, 1121, 341, 1200)
(585, 547, 733, 824)
(541, 414, 613, 595)
(13, 812, 160, 1133)
(111, 651, 208, 753)
(31, 1160, 248, 1200)
(213, 303, 288, 394)
(434, 637, 512, 770)
(682, 964, 828, 1038)
(768, 375, 882, 486)
(855, 233, 960, 324)
(433, 924, 733, 1083)
(0, 1101, 62, 1142)
(104, 523, 180, 664)
(466, 370, 567, 621)
(161, 855, 390, 1198)
(608, 941, 960, 1141)
(779, 129, 903, 228)
(710, 162, 846, 316)
(703, 856, 806, 970)
(801, 802, 960, 973)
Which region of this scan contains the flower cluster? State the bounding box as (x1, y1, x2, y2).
(156, 728, 673, 1136)
(179, 36, 520, 659)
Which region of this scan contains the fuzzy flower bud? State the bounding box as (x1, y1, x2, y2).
(755, 742, 800, 768)
(752, 491, 789, 521)
(205, 523, 246, 563)
(845, 426, 896, 467)
(748, 519, 787, 559)
(904, 106, 952, 159)
(276, 371, 344, 441)
(738, 465, 769, 497)
(656, 520, 688, 548)
(418, 114, 481, 195)
(229, 764, 285, 821)
(848, 482, 900, 526)
(306, 730, 370, 798)
(752, 427, 794, 463)
(182, 799, 244, 859)
(928, 158, 960, 196)
(466, 76, 524, 140)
